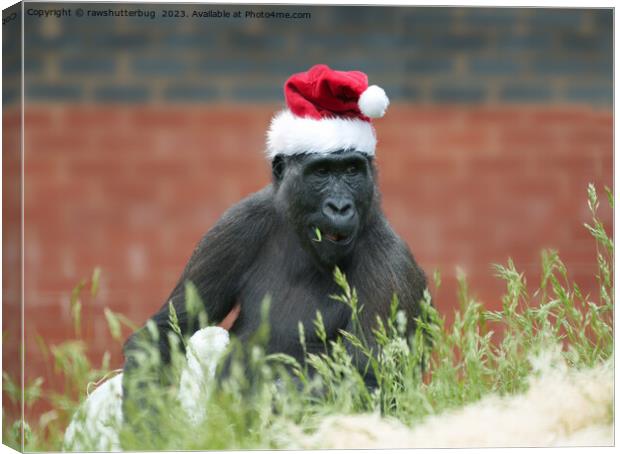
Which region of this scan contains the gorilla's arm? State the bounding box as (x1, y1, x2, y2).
(122, 188, 274, 417)
(345, 219, 428, 389)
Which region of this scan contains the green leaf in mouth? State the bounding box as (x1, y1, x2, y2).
(313, 227, 322, 242)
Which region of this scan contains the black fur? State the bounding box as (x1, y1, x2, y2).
(122, 150, 427, 415)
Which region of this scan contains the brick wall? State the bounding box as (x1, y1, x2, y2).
(18, 104, 612, 404)
(2, 4, 613, 421)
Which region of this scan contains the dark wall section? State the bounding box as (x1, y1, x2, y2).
(23, 5, 612, 106)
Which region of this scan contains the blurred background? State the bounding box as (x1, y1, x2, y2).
(3, 4, 613, 421)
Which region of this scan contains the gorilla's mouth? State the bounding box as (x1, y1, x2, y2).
(325, 232, 347, 243)
(311, 227, 354, 246)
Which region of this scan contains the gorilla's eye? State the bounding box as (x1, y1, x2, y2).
(314, 166, 329, 176)
(345, 164, 361, 175)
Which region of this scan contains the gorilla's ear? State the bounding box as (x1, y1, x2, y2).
(272, 155, 286, 183)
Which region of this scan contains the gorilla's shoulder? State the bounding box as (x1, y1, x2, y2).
(363, 215, 409, 252)
(193, 185, 276, 263)
(361, 215, 423, 274)
(219, 185, 276, 223)
(357, 215, 427, 304)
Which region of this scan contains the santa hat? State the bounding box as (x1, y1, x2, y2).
(266, 64, 389, 159)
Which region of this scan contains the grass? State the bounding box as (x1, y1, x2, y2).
(2, 184, 614, 451)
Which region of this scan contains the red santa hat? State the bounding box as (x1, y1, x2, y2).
(266, 64, 390, 159)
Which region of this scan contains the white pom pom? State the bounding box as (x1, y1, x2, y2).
(358, 85, 389, 118)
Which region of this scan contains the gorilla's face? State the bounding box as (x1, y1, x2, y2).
(273, 150, 377, 267)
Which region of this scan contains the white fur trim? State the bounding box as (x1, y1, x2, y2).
(63, 327, 231, 450)
(266, 110, 377, 159)
(358, 85, 389, 118)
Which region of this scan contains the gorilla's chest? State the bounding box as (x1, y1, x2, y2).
(230, 239, 351, 357)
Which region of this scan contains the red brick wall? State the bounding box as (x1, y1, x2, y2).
(3, 109, 22, 423)
(18, 103, 612, 415)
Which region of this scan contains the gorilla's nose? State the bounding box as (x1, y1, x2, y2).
(323, 197, 354, 223)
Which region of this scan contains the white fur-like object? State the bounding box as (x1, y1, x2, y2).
(63, 327, 230, 452)
(303, 355, 614, 449)
(178, 327, 230, 425)
(358, 85, 389, 118)
(63, 374, 124, 452)
(266, 109, 377, 159)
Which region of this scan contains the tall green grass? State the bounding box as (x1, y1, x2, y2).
(3, 184, 613, 451)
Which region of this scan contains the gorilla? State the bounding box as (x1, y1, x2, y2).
(121, 64, 428, 421)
